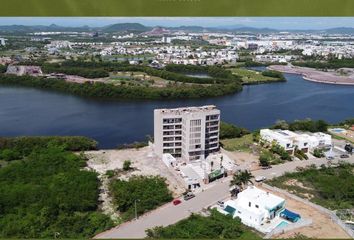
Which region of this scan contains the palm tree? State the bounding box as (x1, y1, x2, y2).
(230, 170, 254, 191)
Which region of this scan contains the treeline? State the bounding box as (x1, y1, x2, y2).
(272, 119, 328, 133)
(0, 136, 97, 161)
(164, 64, 238, 80)
(243, 60, 287, 67)
(220, 122, 250, 139)
(146, 209, 260, 239)
(46, 61, 242, 85)
(261, 70, 285, 81)
(42, 63, 109, 78)
(339, 118, 354, 126)
(0, 64, 6, 73)
(0, 145, 113, 238)
(0, 74, 241, 100)
(293, 58, 354, 69)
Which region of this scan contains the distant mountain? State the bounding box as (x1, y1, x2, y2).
(1, 22, 354, 35)
(142, 27, 171, 36)
(101, 23, 150, 32)
(223, 27, 278, 33)
(215, 24, 246, 29)
(0, 24, 91, 32)
(169, 25, 206, 32)
(322, 27, 354, 34)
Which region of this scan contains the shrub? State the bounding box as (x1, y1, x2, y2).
(220, 122, 250, 139)
(110, 176, 172, 220)
(123, 160, 132, 171)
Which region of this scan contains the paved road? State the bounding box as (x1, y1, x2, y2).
(95, 179, 231, 238)
(95, 155, 354, 239)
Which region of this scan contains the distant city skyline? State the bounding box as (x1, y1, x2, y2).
(1, 17, 354, 30)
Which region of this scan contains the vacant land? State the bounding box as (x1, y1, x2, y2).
(230, 68, 279, 84)
(109, 71, 169, 87)
(266, 164, 354, 210)
(257, 184, 350, 239)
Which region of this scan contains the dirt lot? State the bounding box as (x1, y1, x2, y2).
(84, 145, 186, 221)
(221, 148, 261, 171)
(257, 184, 351, 239)
(85, 145, 185, 196)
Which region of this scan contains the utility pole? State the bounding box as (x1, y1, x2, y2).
(135, 199, 140, 220)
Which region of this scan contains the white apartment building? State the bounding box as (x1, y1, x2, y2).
(260, 129, 332, 154)
(154, 105, 220, 162)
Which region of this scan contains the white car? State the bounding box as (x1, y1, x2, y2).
(255, 176, 267, 182)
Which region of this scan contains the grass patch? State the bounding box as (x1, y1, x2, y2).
(221, 134, 254, 152)
(230, 67, 279, 84)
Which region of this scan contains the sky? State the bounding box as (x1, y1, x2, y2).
(0, 17, 354, 30)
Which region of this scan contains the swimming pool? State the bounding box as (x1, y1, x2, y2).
(330, 128, 346, 133)
(276, 221, 289, 229)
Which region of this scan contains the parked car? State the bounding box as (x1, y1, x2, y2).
(326, 156, 334, 160)
(255, 176, 267, 182)
(261, 165, 272, 169)
(340, 154, 349, 158)
(183, 192, 195, 201)
(172, 199, 181, 205)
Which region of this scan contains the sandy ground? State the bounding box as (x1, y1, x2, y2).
(85, 146, 186, 195)
(257, 184, 351, 239)
(269, 65, 354, 85)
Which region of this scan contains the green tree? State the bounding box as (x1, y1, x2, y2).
(230, 170, 254, 190)
(220, 122, 249, 139)
(123, 160, 132, 171)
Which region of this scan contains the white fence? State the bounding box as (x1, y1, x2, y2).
(262, 183, 354, 238)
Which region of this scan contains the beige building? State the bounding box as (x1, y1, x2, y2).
(154, 105, 220, 162)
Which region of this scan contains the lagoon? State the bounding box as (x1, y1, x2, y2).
(0, 73, 353, 148)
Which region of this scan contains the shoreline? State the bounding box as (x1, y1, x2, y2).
(268, 65, 354, 86)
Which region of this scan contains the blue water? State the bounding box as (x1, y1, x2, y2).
(185, 73, 212, 78)
(0, 72, 354, 148)
(276, 221, 289, 229)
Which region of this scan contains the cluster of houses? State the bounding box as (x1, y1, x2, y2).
(260, 129, 332, 154)
(6, 65, 43, 76)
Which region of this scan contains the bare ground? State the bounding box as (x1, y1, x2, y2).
(84, 146, 186, 220)
(257, 184, 351, 239)
(221, 148, 261, 171)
